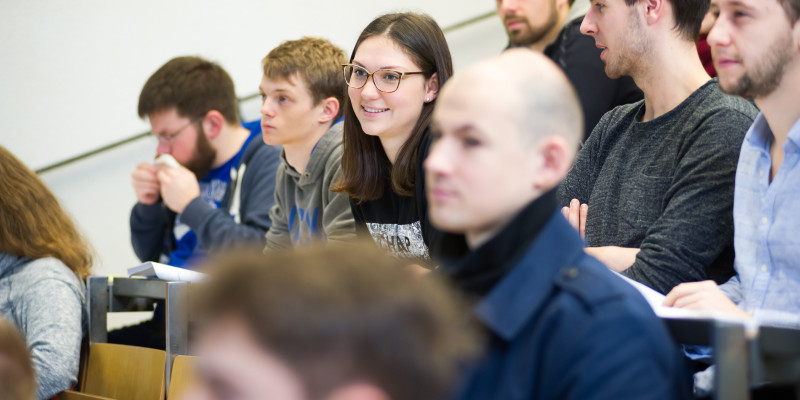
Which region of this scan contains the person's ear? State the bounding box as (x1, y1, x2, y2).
(202, 110, 225, 139)
(424, 73, 439, 103)
(792, 19, 800, 52)
(318, 97, 340, 124)
(642, 0, 665, 26)
(531, 135, 573, 191)
(323, 383, 390, 400)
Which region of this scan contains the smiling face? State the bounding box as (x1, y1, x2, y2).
(708, 0, 798, 99)
(259, 73, 326, 150)
(581, 0, 650, 79)
(425, 71, 540, 246)
(497, 0, 561, 47)
(348, 35, 437, 146)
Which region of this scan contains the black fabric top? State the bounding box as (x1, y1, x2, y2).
(435, 189, 558, 298)
(351, 127, 441, 265)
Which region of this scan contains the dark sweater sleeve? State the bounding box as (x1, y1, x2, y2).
(181, 143, 280, 252)
(622, 109, 749, 293)
(558, 110, 610, 207)
(130, 202, 168, 262)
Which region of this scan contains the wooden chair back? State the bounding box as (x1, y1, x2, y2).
(81, 343, 166, 400)
(166, 355, 198, 400)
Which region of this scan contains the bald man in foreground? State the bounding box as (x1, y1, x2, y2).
(427, 49, 690, 400)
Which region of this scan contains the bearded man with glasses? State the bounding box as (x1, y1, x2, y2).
(113, 56, 282, 349)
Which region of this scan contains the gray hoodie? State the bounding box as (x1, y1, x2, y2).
(0, 252, 85, 400)
(265, 122, 356, 249)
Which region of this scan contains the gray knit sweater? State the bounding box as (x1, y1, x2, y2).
(0, 252, 85, 400)
(559, 80, 758, 294)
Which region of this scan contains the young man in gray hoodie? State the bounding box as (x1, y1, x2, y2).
(260, 37, 356, 249)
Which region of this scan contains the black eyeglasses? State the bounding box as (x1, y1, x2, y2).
(342, 64, 425, 93)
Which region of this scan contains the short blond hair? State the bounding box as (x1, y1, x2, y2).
(262, 37, 347, 120)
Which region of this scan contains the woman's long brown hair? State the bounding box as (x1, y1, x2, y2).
(0, 146, 93, 279)
(333, 12, 453, 202)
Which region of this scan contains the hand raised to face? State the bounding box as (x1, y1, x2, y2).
(131, 162, 160, 206)
(157, 164, 200, 214)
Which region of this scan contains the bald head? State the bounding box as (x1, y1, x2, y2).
(440, 48, 583, 150)
(426, 49, 583, 247)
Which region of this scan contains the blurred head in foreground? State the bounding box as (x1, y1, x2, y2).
(185, 243, 478, 400)
(0, 317, 35, 400)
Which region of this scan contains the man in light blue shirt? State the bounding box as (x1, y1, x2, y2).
(664, 0, 800, 328)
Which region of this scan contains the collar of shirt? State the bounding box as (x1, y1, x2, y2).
(473, 207, 586, 341)
(437, 190, 558, 298)
(746, 112, 800, 154)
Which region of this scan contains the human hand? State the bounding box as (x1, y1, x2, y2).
(663, 280, 751, 318)
(585, 246, 639, 272)
(157, 165, 200, 214)
(561, 198, 587, 239)
(131, 162, 161, 205)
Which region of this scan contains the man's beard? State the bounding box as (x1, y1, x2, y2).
(603, 11, 650, 79)
(719, 33, 793, 99)
(184, 123, 217, 179)
(507, 6, 559, 47)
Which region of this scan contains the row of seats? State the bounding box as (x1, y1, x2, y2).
(81, 273, 800, 400)
(57, 343, 195, 400)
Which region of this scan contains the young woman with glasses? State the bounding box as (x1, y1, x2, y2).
(334, 12, 453, 264)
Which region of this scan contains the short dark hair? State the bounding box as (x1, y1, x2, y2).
(138, 56, 240, 124)
(625, 0, 709, 41)
(196, 243, 478, 400)
(334, 12, 454, 201)
(778, 0, 800, 23)
(262, 37, 347, 121)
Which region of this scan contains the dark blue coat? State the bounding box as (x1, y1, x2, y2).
(449, 211, 691, 400)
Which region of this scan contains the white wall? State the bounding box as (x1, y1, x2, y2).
(1, 0, 501, 172)
(10, 3, 506, 328)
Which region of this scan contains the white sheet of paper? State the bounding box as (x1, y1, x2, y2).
(127, 261, 206, 282)
(610, 271, 749, 323)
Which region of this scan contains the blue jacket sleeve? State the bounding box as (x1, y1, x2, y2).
(544, 307, 691, 400)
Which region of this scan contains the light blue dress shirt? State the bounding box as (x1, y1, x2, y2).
(719, 113, 800, 327)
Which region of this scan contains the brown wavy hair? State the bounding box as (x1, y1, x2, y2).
(0, 147, 93, 279)
(333, 12, 453, 202)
